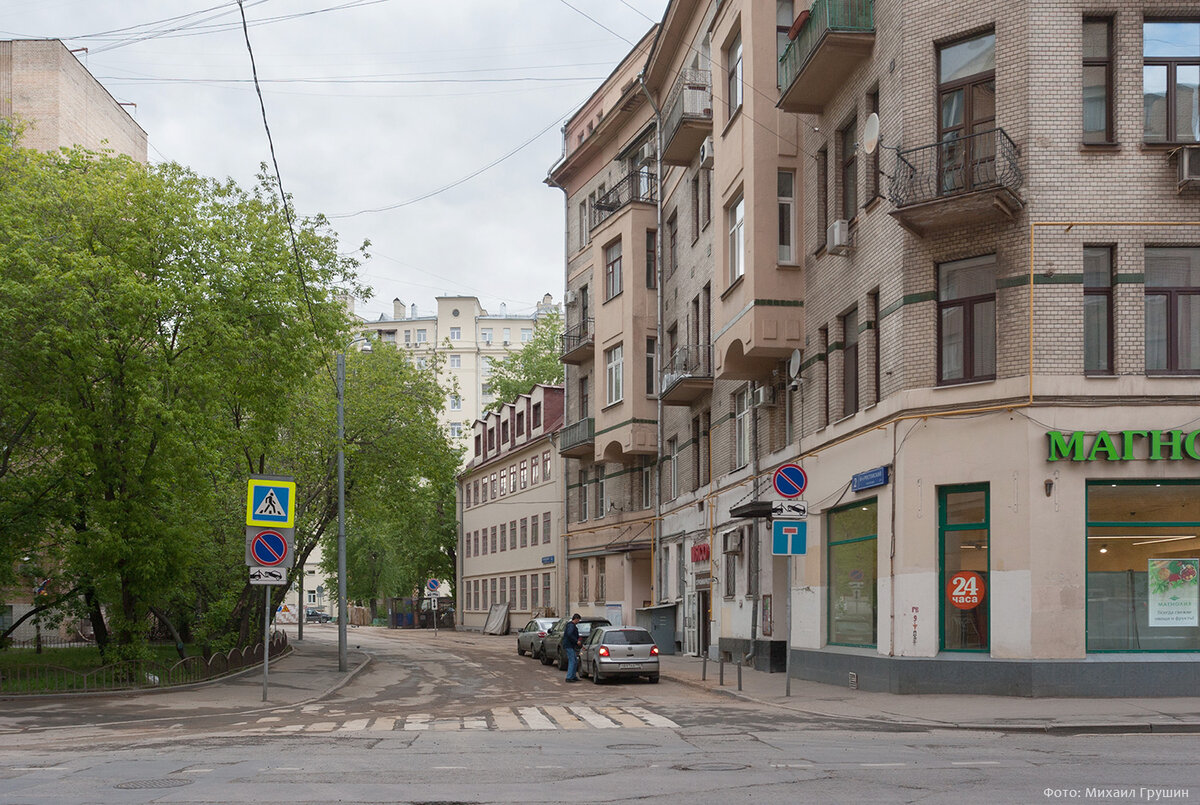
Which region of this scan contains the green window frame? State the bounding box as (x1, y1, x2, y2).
(938, 483, 990, 652)
(827, 499, 879, 648)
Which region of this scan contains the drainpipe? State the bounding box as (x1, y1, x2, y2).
(547, 135, 572, 617)
(746, 383, 761, 669)
(637, 73, 665, 605)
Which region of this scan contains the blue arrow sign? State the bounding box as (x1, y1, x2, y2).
(251, 530, 289, 566)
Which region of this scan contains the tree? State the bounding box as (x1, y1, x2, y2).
(483, 311, 564, 411)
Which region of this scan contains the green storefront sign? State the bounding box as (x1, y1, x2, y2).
(1047, 430, 1200, 462)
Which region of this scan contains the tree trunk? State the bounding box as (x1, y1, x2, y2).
(149, 605, 187, 659)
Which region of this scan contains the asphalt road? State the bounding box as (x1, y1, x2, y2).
(1, 627, 1197, 804)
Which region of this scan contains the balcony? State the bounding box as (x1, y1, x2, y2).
(591, 170, 657, 230)
(888, 128, 1023, 237)
(660, 344, 714, 405)
(661, 69, 712, 166)
(777, 0, 875, 114)
(560, 317, 594, 365)
(558, 417, 595, 457)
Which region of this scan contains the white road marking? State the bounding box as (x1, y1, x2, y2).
(624, 706, 679, 729)
(403, 714, 431, 731)
(490, 707, 524, 730)
(181, 769, 213, 774)
(569, 706, 620, 729)
(597, 706, 649, 728)
(861, 763, 906, 767)
(431, 719, 461, 731)
(371, 717, 396, 732)
(951, 761, 1001, 766)
(338, 718, 370, 732)
(541, 705, 586, 729)
(257, 717, 281, 723)
(307, 722, 337, 732)
(518, 707, 556, 730)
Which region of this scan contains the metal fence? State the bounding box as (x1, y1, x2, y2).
(778, 0, 875, 89)
(590, 170, 657, 230)
(887, 127, 1022, 208)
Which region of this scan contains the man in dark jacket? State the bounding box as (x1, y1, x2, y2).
(563, 613, 582, 682)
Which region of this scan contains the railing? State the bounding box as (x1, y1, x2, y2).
(559, 418, 595, 453)
(0, 632, 289, 695)
(887, 128, 1022, 208)
(778, 0, 875, 90)
(560, 317, 594, 356)
(591, 170, 657, 230)
(662, 69, 712, 147)
(661, 344, 713, 390)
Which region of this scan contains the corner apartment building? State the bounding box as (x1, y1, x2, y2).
(458, 385, 565, 632)
(354, 294, 559, 444)
(551, 0, 1200, 695)
(1, 39, 147, 160)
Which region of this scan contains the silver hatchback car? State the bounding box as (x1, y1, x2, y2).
(579, 626, 660, 684)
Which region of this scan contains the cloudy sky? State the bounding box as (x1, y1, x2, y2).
(1, 0, 667, 322)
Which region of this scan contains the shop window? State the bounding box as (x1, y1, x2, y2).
(939, 484, 990, 651)
(828, 499, 878, 647)
(1087, 481, 1200, 651)
(1144, 247, 1200, 373)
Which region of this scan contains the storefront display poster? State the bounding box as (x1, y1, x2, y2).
(1147, 558, 1199, 627)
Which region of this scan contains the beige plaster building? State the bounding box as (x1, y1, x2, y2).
(550, 0, 1200, 694)
(458, 385, 565, 632)
(1, 39, 146, 160)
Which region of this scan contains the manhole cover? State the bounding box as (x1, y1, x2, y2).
(673, 762, 749, 772)
(607, 743, 658, 750)
(113, 778, 194, 790)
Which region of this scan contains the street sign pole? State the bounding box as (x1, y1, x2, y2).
(785, 556, 792, 697)
(263, 585, 270, 702)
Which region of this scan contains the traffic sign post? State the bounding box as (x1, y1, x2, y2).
(772, 464, 808, 498)
(772, 520, 807, 556)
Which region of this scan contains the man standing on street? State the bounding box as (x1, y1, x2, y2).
(563, 613, 582, 682)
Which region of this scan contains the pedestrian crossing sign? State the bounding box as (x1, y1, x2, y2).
(246, 477, 296, 527)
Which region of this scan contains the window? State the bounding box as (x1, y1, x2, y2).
(777, 1, 794, 65)
(510, 520, 517, 550)
(646, 230, 657, 289)
(449, 354, 461, 368)
(869, 289, 881, 405)
(701, 169, 712, 227)
(579, 560, 589, 603)
(531, 456, 540, 485)
(490, 472, 497, 498)
(1084, 246, 1114, 374)
(728, 195, 745, 282)
(579, 201, 589, 249)
(532, 402, 542, 428)
(475, 435, 481, 456)
(416, 329, 427, 343)
(450, 326, 461, 340)
(543, 511, 551, 544)
(1144, 21, 1200, 142)
(1145, 247, 1200, 373)
(520, 517, 528, 547)
(543, 572, 551, 608)
(595, 466, 606, 519)
(543, 450, 551, 481)
(596, 557, 607, 602)
(939, 484, 989, 651)
(500, 522, 507, 551)
(510, 465, 517, 494)
(579, 375, 589, 416)
(449, 423, 462, 439)
(820, 326, 830, 426)
(840, 120, 857, 220)
(530, 574, 539, 609)
(724, 531, 738, 597)
(501, 421, 509, 443)
(531, 514, 539, 545)
(499, 468, 507, 496)
(842, 308, 859, 416)
(605, 344, 624, 404)
(482, 383, 493, 399)
(450, 394, 462, 411)
(734, 387, 752, 469)
(490, 578, 497, 609)
(666, 437, 678, 500)
(404, 330, 411, 345)
(778, 171, 795, 263)
(867, 88, 881, 199)
(828, 500, 878, 647)
(520, 575, 527, 610)
(640, 457, 653, 510)
(816, 147, 828, 251)
(520, 460, 528, 488)
(481, 328, 493, 343)
(938, 32, 996, 195)
(516, 412, 524, 436)
(491, 525, 498, 553)
(500, 577, 507, 605)
(726, 31, 743, 117)
(579, 469, 589, 521)
(1083, 18, 1113, 143)
(604, 239, 623, 301)
(521, 327, 533, 342)
(691, 174, 701, 240)
(938, 255, 997, 384)
(646, 337, 657, 396)
(481, 357, 492, 375)
(666, 214, 678, 278)
(473, 530, 479, 556)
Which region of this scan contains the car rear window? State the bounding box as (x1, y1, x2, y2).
(603, 629, 654, 645)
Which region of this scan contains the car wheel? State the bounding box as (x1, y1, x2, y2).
(648, 675, 659, 684)
(539, 649, 554, 666)
(592, 664, 603, 685)
(517, 645, 524, 656)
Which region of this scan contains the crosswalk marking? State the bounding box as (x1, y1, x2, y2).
(338, 719, 369, 732)
(597, 706, 649, 729)
(624, 706, 679, 729)
(518, 707, 556, 730)
(403, 714, 430, 731)
(569, 706, 620, 729)
(371, 717, 396, 732)
(308, 722, 337, 732)
(490, 707, 524, 731)
(541, 705, 586, 729)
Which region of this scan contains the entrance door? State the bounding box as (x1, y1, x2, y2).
(939, 484, 990, 651)
(697, 589, 711, 657)
(938, 32, 996, 195)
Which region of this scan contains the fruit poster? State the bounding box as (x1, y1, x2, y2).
(1147, 559, 1199, 627)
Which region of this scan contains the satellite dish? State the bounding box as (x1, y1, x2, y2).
(788, 348, 803, 380)
(862, 112, 880, 155)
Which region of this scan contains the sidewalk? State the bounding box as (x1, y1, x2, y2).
(655, 652, 1200, 734)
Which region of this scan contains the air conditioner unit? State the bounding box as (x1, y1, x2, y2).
(503, 340, 510, 346)
(826, 219, 852, 255)
(638, 142, 656, 163)
(1178, 146, 1200, 190)
(564, 289, 577, 305)
(699, 136, 715, 169)
(722, 528, 743, 555)
(751, 386, 774, 407)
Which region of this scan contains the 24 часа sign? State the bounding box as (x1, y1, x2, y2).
(1047, 429, 1200, 462)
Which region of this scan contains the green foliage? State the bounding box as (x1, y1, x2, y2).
(484, 311, 564, 412)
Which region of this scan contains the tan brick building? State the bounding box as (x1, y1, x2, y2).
(550, 0, 1200, 694)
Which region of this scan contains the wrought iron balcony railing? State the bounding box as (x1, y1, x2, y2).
(560, 317, 594, 359)
(887, 127, 1022, 209)
(661, 344, 713, 390)
(662, 69, 712, 161)
(558, 417, 595, 455)
(778, 0, 874, 92)
(591, 170, 657, 230)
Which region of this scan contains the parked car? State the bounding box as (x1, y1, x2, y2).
(305, 608, 332, 623)
(579, 626, 660, 684)
(539, 616, 611, 667)
(516, 617, 558, 656)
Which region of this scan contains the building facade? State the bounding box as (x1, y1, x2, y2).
(1, 39, 147, 160)
(458, 385, 565, 632)
(550, 0, 1200, 694)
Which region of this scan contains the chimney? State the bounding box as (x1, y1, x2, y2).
(393, 298, 404, 319)
(410, 303, 418, 319)
(500, 302, 507, 316)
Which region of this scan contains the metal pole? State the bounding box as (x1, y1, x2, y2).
(262, 585, 270, 701)
(337, 351, 348, 673)
(786, 557, 792, 697)
(297, 559, 304, 641)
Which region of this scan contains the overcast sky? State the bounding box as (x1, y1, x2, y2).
(0, 0, 667, 322)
